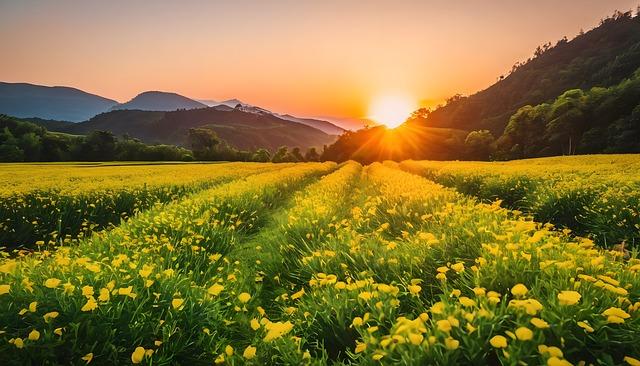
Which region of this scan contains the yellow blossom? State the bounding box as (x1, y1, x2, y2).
(515, 327, 533, 341)
(490, 335, 508, 348)
(530, 317, 550, 329)
(557, 291, 581, 305)
(208, 284, 224, 296)
(44, 278, 61, 289)
(82, 353, 93, 363)
(131, 347, 146, 364)
(172, 298, 184, 310)
(243, 345, 257, 359)
(511, 283, 528, 297)
(238, 292, 251, 303)
(28, 329, 40, 341)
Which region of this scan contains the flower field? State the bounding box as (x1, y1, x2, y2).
(0, 158, 639, 365)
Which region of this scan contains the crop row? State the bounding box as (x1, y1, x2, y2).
(0, 162, 290, 250)
(399, 157, 640, 248)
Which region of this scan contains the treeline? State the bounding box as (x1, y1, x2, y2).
(0, 115, 193, 162)
(187, 128, 321, 162)
(0, 115, 323, 163)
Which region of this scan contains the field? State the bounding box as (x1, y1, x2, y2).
(0, 157, 639, 365)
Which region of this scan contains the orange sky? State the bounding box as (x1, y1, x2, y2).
(1, 0, 637, 119)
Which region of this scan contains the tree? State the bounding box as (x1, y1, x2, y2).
(252, 148, 271, 162)
(271, 146, 288, 163)
(290, 147, 305, 162)
(464, 130, 496, 160)
(304, 147, 320, 162)
(82, 131, 117, 161)
(188, 128, 221, 160)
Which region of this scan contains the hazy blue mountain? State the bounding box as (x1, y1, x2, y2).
(0, 82, 118, 122)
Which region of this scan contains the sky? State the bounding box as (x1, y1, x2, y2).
(0, 0, 638, 121)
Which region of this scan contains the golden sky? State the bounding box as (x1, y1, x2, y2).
(1, 0, 637, 120)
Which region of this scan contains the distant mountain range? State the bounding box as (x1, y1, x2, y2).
(0, 83, 349, 135)
(0, 82, 118, 122)
(0, 83, 351, 150)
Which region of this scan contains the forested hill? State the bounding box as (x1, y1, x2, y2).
(322, 11, 640, 163)
(409, 11, 640, 136)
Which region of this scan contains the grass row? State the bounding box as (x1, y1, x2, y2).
(399, 157, 640, 248)
(0, 162, 289, 250)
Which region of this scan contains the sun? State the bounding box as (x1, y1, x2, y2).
(368, 94, 417, 128)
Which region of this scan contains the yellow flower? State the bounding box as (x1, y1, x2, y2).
(13, 337, 24, 349)
(408, 285, 421, 295)
(624, 356, 640, 366)
(81, 297, 98, 312)
(436, 319, 452, 333)
(606, 315, 625, 324)
(291, 288, 305, 300)
(54, 328, 63, 336)
(352, 317, 363, 327)
(263, 321, 293, 342)
(444, 337, 459, 350)
(451, 262, 465, 273)
(207, 284, 224, 296)
(408, 333, 424, 345)
(577, 321, 594, 333)
(490, 335, 508, 348)
(82, 353, 93, 363)
(602, 307, 630, 319)
(98, 288, 110, 302)
(511, 283, 528, 297)
(131, 347, 146, 364)
(515, 327, 533, 341)
(459, 296, 476, 307)
(557, 291, 581, 305)
(250, 318, 261, 330)
(547, 356, 572, 366)
(243, 345, 257, 360)
(0, 284, 9, 295)
(44, 278, 61, 289)
(81, 286, 94, 297)
(225, 345, 234, 356)
(530, 317, 550, 329)
(171, 298, 184, 310)
(472, 287, 486, 296)
(238, 292, 251, 303)
(355, 342, 367, 353)
(28, 329, 40, 341)
(43, 311, 59, 322)
(28, 301, 37, 313)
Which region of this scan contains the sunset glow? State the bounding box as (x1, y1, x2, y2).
(1, 1, 635, 122)
(368, 94, 417, 128)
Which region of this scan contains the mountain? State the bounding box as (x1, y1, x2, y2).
(111, 91, 208, 112)
(198, 99, 346, 135)
(57, 107, 337, 151)
(408, 11, 640, 136)
(0, 82, 118, 122)
(273, 114, 343, 135)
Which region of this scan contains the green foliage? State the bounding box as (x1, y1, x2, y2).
(497, 69, 640, 158)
